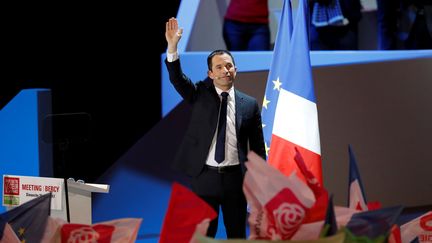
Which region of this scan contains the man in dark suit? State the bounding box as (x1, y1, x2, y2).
(164, 17, 266, 238)
(377, 0, 432, 50)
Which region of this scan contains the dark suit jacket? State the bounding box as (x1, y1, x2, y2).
(165, 58, 266, 177)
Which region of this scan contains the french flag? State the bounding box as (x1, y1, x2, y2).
(348, 145, 368, 211)
(261, 0, 323, 184)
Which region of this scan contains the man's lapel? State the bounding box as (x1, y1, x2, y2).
(235, 90, 244, 134)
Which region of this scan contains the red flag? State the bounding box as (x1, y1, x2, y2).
(348, 145, 368, 211)
(243, 151, 315, 240)
(159, 182, 217, 243)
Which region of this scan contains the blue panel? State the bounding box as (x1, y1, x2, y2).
(93, 167, 229, 242)
(0, 89, 49, 213)
(92, 167, 172, 243)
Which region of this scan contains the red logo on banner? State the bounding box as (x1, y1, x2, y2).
(264, 188, 307, 239)
(419, 213, 432, 242)
(420, 213, 432, 231)
(4, 177, 19, 195)
(61, 224, 115, 243)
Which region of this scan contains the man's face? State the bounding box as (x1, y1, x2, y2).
(208, 53, 237, 91)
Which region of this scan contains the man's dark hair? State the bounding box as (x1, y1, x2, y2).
(207, 50, 236, 71)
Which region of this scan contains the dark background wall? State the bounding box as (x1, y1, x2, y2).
(2, 2, 180, 182)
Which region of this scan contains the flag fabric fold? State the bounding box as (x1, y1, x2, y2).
(159, 182, 217, 243)
(243, 151, 316, 240)
(320, 195, 337, 237)
(292, 206, 358, 240)
(41, 217, 142, 243)
(388, 224, 402, 243)
(400, 211, 432, 243)
(0, 222, 20, 243)
(0, 192, 51, 243)
(294, 147, 328, 223)
(345, 205, 404, 240)
(261, 0, 323, 185)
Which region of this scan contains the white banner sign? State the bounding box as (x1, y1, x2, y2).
(3, 175, 64, 210)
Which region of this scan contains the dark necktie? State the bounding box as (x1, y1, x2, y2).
(215, 92, 229, 163)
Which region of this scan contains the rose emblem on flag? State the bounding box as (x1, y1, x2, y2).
(67, 227, 99, 242)
(273, 202, 305, 236)
(62, 224, 115, 243)
(264, 188, 308, 239)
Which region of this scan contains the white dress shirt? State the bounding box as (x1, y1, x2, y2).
(166, 51, 178, 62)
(206, 87, 239, 167)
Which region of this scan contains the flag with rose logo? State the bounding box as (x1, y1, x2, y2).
(55, 218, 141, 243)
(400, 211, 432, 243)
(243, 151, 316, 240)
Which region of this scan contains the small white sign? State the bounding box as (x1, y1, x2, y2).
(3, 175, 64, 210)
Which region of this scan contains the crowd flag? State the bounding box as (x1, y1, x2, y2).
(319, 195, 337, 237)
(345, 205, 404, 240)
(400, 211, 432, 243)
(243, 151, 316, 240)
(159, 182, 217, 243)
(347, 145, 368, 211)
(0, 192, 51, 243)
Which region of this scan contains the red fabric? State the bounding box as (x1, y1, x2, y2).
(367, 201, 382, 210)
(159, 182, 217, 243)
(225, 0, 269, 24)
(268, 135, 323, 185)
(388, 224, 402, 243)
(293, 148, 328, 223)
(264, 188, 310, 239)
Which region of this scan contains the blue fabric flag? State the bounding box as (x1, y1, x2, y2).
(0, 192, 51, 243)
(261, 0, 323, 184)
(348, 144, 368, 211)
(320, 194, 338, 237)
(261, 0, 293, 151)
(346, 205, 404, 239)
(0, 215, 7, 240)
